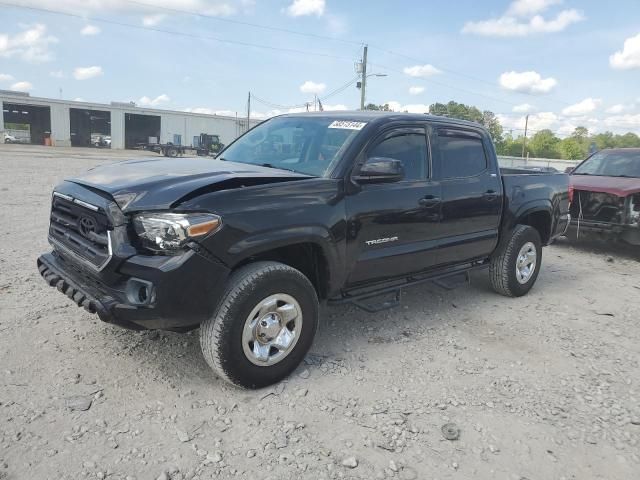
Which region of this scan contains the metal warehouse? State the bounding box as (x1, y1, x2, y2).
(0, 90, 259, 150)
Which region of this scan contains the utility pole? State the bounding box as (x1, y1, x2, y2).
(521, 114, 529, 159)
(246, 92, 251, 133)
(359, 44, 368, 110)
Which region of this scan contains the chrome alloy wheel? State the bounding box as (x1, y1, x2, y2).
(242, 294, 303, 366)
(515, 241, 537, 284)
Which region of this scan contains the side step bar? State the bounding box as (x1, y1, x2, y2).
(328, 262, 488, 313)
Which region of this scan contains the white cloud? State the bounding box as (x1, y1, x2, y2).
(562, 98, 601, 116)
(605, 103, 634, 114)
(513, 103, 536, 113)
(384, 101, 429, 114)
(80, 24, 101, 35)
(498, 111, 560, 132)
(0, 73, 14, 82)
(73, 66, 104, 80)
(499, 71, 557, 94)
(285, 0, 325, 17)
(462, 0, 584, 37)
(408, 86, 425, 95)
(322, 103, 348, 111)
(0, 24, 58, 63)
(142, 14, 167, 26)
(138, 94, 171, 107)
(10, 81, 33, 92)
(74, 97, 84, 102)
(17, 1, 248, 16)
(506, 0, 562, 17)
(403, 64, 441, 78)
(603, 114, 640, 129)
(299, 80, 326, 94)
(49, 70, 64, 78)
(609, 33, 640, 70)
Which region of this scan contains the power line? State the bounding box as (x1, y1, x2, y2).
(124, 0, 364, 47)
(0, 1, 354, 62)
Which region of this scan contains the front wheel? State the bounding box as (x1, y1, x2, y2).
(200, 261, 319, 388)
(489, 225, 542, 297)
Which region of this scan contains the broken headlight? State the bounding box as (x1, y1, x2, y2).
(132, 212, 221, 254)
(630, 195, 640, 225)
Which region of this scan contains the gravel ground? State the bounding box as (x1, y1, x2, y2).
(1, 144, 639, 480)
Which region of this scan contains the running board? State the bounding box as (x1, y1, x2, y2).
(328, 263, 487, 313)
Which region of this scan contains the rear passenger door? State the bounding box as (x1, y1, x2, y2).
(433, 127, 502, 265)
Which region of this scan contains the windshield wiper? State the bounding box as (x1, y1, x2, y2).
(261, 163, 298, 173)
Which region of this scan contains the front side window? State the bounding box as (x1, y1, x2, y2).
(367, 133, 428, 181)
(220, 117, 362, 177)
(438, 132, 487, 179)
(573, 150, 640, 178)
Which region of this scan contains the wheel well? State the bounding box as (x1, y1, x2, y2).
(236, 243, 330, 299)
(519, 210, 551, 244)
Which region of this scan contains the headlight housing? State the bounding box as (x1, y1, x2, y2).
(132, 212, 221, 254)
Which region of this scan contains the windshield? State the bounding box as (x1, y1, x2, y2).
(573, 150, 640, 177)
(220, 116, 363, 177)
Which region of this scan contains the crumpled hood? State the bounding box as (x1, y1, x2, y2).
(570, 174, 640, 197)
(69, 157, 311, 211)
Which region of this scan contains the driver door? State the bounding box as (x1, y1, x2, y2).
(345, 126, 443, 286)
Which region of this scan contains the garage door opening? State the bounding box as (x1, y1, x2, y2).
(125, 113, 160, 149)
(70, 108, 111, 148)
(3, 103, 51, 145)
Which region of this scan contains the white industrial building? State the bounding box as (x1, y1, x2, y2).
(1, 90, 259, 150)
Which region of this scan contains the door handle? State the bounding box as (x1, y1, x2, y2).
(419, 195, 441, 207)
(483, 190, 498, 201)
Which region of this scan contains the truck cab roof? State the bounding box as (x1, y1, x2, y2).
(278, 110, 488, 131)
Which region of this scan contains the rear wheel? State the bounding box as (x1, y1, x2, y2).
(490, 225, 542, 297)
(166, 147, 178, 157)
(200, 261, 319, 388)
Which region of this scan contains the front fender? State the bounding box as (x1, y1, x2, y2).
(226, 225, 346, 294)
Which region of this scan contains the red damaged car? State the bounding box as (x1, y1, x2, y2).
(568, 148, 640, 245)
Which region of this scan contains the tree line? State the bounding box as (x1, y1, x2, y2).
(366, 101, 640, 160)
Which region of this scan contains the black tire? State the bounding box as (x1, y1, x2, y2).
(166, 147, 178, 158)
(489, 225, 542, 297)
(200, 261, 319, 389)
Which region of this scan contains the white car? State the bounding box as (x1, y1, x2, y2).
(3, 133, 18, 144)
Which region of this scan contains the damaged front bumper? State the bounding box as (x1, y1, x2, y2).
(37, 247, 231, 331)
(567, 219, 640, 245)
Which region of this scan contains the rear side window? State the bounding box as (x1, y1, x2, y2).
(438, 131, 487, 178)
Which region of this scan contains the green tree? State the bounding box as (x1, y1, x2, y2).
(615, 132, 640, 148)
(559, 137, 586, 160)
(365, 103, 391, 111)
(498, 133, 524, 156)
(429, 101, 503, 145)
(528, 129, 561, 158)
(593, 131, 615, 150)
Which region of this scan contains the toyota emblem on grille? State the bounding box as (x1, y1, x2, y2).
(79, 216, 97, 238)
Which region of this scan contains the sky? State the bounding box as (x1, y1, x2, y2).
(1, 0, 640, 137)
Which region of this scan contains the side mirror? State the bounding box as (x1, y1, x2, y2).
(564, 166, 574, 174)
(354, 157, 404, 184)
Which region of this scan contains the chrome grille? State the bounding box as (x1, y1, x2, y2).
(49, 192, 112, 269)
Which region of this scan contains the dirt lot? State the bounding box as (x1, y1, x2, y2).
(1, 144, 639, 480)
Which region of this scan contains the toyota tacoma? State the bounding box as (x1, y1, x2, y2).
(38, 112, 570, 388)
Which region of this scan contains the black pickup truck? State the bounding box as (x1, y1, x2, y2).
(38, 112, 569, 388)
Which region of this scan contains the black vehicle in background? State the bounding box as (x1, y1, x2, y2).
(37, 112, 570, 388)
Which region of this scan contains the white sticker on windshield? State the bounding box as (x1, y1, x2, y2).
(328, 120, 367, 130)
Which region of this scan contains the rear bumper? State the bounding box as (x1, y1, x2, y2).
(567, 219, 640, 245)
(37, 248, 231, 331)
